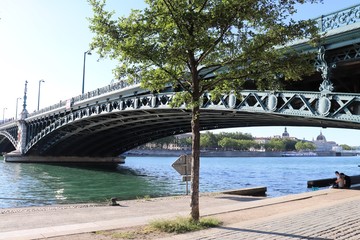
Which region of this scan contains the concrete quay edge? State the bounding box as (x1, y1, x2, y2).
(1, 187, 359, 240)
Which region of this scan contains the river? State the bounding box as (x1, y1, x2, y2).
(1, 156, 359, 208)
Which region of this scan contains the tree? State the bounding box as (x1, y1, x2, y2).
(295, 141, 316, 151)
(340, 144, 352, 150)
(200, 131, 218, 149)
(265, 138, 286, 151)
(218, 137, 238, 150)
(177, 136, 192, 148)
(88, 0, 321, 221)
(283, 139, 297, 151)
(218, 132, 253, 141)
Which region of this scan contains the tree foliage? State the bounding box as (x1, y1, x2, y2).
(283, 139, 298, 151)
(88, 0, 322, 221)
(218, 137, 258, 150)
(89, 0, 320, 97)
(340, 144, 352, 150)
(295, 141, 316, 151)
(218, 132, 253, 141)
(200, 131, 218, 148)
(265, 138, 286, 151)
(146, 132, 315, 152)
(200, 131, 254, 149)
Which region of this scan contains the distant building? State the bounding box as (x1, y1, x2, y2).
(312, 131, 337, 152)
(254, 137, 270, 144)
(282, 127, 290, 138)
(280, 127, 297, 141)
(253, 137, 270, 152)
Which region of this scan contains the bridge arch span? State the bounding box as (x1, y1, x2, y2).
(24, 91, 360, 157)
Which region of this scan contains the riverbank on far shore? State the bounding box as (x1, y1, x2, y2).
(124, 149, 353, 158)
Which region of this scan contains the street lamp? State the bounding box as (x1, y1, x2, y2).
(2, 107, 7, 124)
(37, 79, 45, 111)
(82, 50, 92, 94)
(16, 97, 22, 119)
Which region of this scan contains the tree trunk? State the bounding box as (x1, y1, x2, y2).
(190, 104, 201, 221)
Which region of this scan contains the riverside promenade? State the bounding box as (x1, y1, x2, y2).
(1, 187, 360, 240)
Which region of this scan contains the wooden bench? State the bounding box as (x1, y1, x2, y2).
(222, 186, 267, 196)
(307, 175, 360, 188)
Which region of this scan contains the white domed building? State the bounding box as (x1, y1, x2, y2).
(313, 131, 337, 152)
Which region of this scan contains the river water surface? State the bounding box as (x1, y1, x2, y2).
(1, 156, 359, 208)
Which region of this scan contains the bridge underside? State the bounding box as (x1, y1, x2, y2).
(0, 136, 15, 154)
(287, 61, 360, 93)
(26, 108, 360, 158)
(242, 58, 360, 93)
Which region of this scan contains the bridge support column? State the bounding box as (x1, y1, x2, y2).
(16, 119, 27, 154)
(4, 80, 30, 158)
(16, 80, 29, 154)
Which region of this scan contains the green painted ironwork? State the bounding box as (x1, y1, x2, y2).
(316, 4, 360, 32)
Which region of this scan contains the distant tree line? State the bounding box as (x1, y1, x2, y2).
(143, 131, 316, 152)
(340, 144, 354, 150)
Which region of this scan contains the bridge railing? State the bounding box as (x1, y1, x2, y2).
(27, 79, 140, 118)
(315, 3, 360, 32)
(0, 118, 15, 126)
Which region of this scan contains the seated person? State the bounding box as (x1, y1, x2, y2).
(332, 171, 340, 188)
(333, 172, 345, 188)
(343, 173, 352, 189)
(331, 171, 341, 188)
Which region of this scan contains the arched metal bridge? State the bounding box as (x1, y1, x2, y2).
(0, 3, 360, 162)
(1, 88, 360, 158)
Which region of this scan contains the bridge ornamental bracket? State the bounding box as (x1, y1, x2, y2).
(317, 96, 331, 116)
(267, 93, 278, 111)
(316, 46, 336, 93)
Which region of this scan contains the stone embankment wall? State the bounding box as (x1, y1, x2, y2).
(125, 149, 343, 157)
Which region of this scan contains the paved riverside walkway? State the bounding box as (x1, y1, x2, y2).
(161, 188, 360, 240)
(1, 187, 360, 240)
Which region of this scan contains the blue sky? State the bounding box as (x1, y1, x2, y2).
(0, 0, 360, 146)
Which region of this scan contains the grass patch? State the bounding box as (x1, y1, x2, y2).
(150, 216, 222, 234)
(110, 231, 136, 239)
(95, 226, 159, 239)
(95, 230, 137, 239)
(136, 195, 152, 201)
(94, 217, 221, 239)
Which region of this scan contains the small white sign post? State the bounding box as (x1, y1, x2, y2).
(172, 155, 192, 195)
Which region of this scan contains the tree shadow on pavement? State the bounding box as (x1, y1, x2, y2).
(215, 226, 332, 240)
(215, 195, 265, 202)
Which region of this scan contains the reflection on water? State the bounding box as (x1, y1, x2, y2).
(0, 158, 180, 208)
(1, 155, 360, 208)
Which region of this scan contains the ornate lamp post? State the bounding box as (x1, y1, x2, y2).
(2, 107, 7, 124)
(82, 50, 92, 94)
(37, 79, 45, 111)
(16, 97, 22, 119)
(21, 80, 29, 119)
